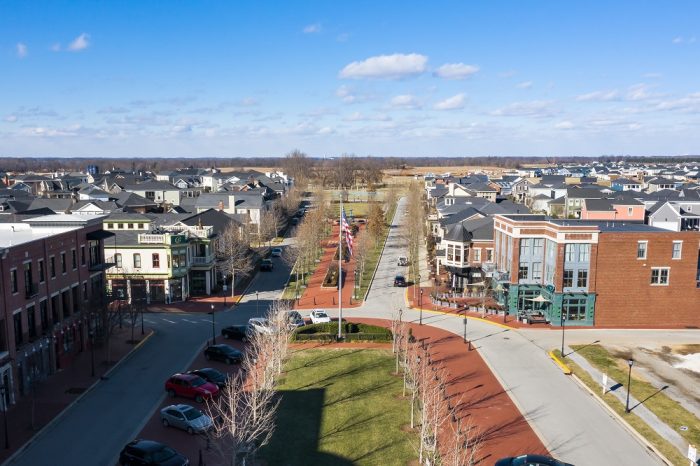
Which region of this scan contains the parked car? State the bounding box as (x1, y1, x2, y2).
(309, 309, 331, 324)
(221, 324, 251, 341)
(394, 275, 406, 287)
(248, 317, 273, 334)
(119, 439, 189, 466)
(397, 256, 408, 266)
(495, 454, 573, 466)
(204, 344, 243, 364)
(188, 368, 229, 389)
(165, 374, 219, 403)
(271, 247, 282, 257)
(260, 258, 273, 271)
(284, 310, 305, 328)
(160, 404, 213, 435)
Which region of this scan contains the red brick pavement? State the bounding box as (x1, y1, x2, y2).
(294, 224, 361, 310)
(0, 327, 153, 464)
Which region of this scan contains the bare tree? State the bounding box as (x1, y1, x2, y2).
(216, 223, 254, 298)
(282, 150, 313, 187)
(367, 203, 385, 247)
(442, 417, 484, 466)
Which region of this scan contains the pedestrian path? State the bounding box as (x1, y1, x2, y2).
(565, 350, 688, 457)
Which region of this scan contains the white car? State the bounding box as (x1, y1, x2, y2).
(309, 310, 331, 324)
(284, 310, 305, 328)
(160, 404, 213, 434)
(248, 317, 273, 335)
(271, 247, 282, 257)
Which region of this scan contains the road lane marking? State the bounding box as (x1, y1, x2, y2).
(160, 318, 176, 323)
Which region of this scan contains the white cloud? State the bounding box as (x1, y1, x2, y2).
(672, 36, 695, 44)
(336, 85, 356, 103)
(626, 83, 654, 101)
(490, 100, 557, 118)
(433, 63, 479, 80)
(390, 94, 420, 109)
(498, 70, 516, 78)
(4, 115, 18, 123)
(654, 92, 700, 113)
(303, 23, 321, 34)
(576, 90, 620, 102)
(673, 36, 684, 44)
(50, 43, 61, 52)
(554, 121, 574, 130)
(339, 53, 428, 79)
(516, 81, 533, 89)
(434, 93, 466, 111)
(237, 97, 259, 107)
(342, 112, 391, 122)
(16, 43, 27, 58)
(67, 33, 90, 52)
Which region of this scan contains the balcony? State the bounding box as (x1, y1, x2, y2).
(25, 282, 39, 299)
(138, 233, 189, 245)
(191, 254, 214, 265)
(165, 225, 214, 238)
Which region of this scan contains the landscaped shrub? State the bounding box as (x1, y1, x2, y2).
(322, 263, 340, 287)
(292, 321, 392, 342)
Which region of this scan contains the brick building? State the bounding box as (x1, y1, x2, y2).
(0, 214, 111, 410)
(492, 214, 700, 327)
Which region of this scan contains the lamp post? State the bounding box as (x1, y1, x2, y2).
(210, 304, 216, 345)
(419, 289, 424, 325)
(398, 308, 403, 324)
(256, 291, 259, 315)
(463, 314, 467, 344)
(1, 384, 9, 449)
(625, 358, 634, 413)
(560, 310, 566, 357)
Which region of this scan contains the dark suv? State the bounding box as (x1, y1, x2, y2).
(119, 439, 188, 465)
(393, 275, 406, 287)
(221, 324, 252, 342)
(204, 344, 243, 364)
(260, 258, 273, 271)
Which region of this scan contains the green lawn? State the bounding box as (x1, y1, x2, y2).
(260, 348, 416, 466)
(558, 346, 695, 465)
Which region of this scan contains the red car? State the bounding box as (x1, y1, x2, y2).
(165, 374, 219, 403)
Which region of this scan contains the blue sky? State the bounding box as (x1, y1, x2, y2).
(1, 1, 699, 158)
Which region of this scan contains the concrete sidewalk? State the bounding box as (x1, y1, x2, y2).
(565, 350, 687, 458)
(0, 327, 152, 464)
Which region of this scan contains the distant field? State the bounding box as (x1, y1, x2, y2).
(384, 165, 507, 177)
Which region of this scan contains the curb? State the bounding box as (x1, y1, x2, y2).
(569, 373, 674, 465)
(3, 329, 155, 465)
(547, 350, 572, 375)
(363, 200, 400, 303)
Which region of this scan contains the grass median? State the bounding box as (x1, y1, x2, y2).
(557, 346, 693, 465)
(260, 348, 416, 465)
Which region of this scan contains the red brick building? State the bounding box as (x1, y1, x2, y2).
(0, 214, 111, 409)
(492, 214, 700, 327)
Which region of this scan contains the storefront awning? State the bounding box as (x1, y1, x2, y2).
(526, 294, 551, 303)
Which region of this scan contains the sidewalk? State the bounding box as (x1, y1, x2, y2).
(353, 317, 548, 461)
(294, 224, 361, 310)
(0, 326, 153, 464)
(566, 350, 687, 457)
(147, 274, 255, 314)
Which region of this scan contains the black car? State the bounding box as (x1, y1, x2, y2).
(260, 258, 273, 271)
(393, 275, 406, 287)
(188, 368, 229, 389)
(495, 454, 573, 466)
(221, 324, 251, 342)
(204, 344, 243, 364)
(119, 439, 189, 466)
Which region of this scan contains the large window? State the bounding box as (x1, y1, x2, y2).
(650, 267, 669, 285)
(563, 270, 574, 288)
(10, 270, 18, 294)
(578, 244, 590, 262)
(533, 239, 544, 257)
(446, 244, 454, 262)
(518, 264, 529, 280)
(520, 239, 531, 256)
(564, 298, 587, 321)
(39, 259, 45, 283)
(472, 248, 481, 262)
(565, 244, 575, 262)
(672, 241, 682, 260)
(577, 270, 588, 288)
(532, 262, 543, 281)
(152, 253, 160, 268)
(50, 257, 56, 278)
(61, 252, 66, 274)
(485, 249, 493, 263)
(27, 306, 36, 339)
(637, 241, 647, 259)
(115, 253, 123, 268)
(133, 253, 142, 269)
(454, 245, 462, 263)
(72, 249, 77, 270)
(14, 312, 23, 346)
(81, 245, 86, 265)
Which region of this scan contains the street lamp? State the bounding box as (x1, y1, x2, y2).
(398, 308, 403, 324)
(625, 358, 634, 413)
(560, 310, 566, 357)
(463, 314, 467, 344)
(210, 304, 216, 345)
(1, 384, 9, 449)
(256, 291, 259, 315)
(419, 289, 424, 325)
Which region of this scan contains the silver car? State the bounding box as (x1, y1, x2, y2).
(160, 404, 213, 434)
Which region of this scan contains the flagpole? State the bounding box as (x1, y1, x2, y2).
(338, 191, 343, 340)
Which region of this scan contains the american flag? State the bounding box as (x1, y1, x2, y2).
(341, 209, 353, 256)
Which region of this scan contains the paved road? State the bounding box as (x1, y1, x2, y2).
(6, 247, 293, 466)
(334, 196, 668, 466)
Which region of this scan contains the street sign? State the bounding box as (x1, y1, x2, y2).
(602, 373, 608, 395)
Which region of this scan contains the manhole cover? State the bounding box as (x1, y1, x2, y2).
(65, 387, 87, 395)
(680, 426, 689, 431)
